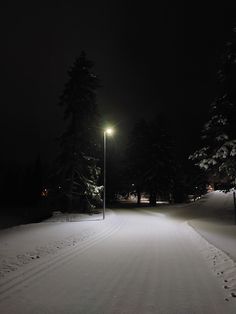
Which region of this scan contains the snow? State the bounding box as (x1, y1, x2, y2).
(0, 192, 236, 313)
(0, 211, 121, 279)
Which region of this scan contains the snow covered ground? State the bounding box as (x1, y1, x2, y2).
(163, 190, 236, 260)
(0, 191, 236, 313)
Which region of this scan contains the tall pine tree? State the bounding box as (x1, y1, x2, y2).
(54, 52, 102, 211)
(190, 29, 236, 188)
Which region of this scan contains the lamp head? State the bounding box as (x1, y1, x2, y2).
(105, 128, 114, 135)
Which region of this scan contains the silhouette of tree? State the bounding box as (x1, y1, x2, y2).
(54, 52, 102, 211)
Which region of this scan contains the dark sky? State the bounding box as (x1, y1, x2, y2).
(0, 1, 236, 164)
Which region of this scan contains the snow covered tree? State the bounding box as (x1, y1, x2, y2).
(190, 29, 236, 188)
(54, 52, 102, 211)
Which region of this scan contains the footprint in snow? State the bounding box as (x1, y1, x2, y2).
(231, 292, 236, 298)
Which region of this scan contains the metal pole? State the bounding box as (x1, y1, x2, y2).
(233, 191, 236, 225)
(103, 131, 106, 220)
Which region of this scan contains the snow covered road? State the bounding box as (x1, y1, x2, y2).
(0, 208, 236, 313)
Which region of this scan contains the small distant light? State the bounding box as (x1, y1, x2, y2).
(41, 188, 48, 197)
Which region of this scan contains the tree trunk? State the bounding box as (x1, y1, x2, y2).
(149, 191, 156, 206)
(137, 186, 141, 205)
(67, 169, 75, 211)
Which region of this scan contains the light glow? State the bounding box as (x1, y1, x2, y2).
(105, 128, 114, 135)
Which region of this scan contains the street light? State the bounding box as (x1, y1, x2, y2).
(103, 127, 114, 219)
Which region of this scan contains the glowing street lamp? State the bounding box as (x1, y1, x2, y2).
(106, 128, 113, 135)
(103, 127, 114, 219)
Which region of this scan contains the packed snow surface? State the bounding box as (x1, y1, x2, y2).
(0, 191, 236, 313)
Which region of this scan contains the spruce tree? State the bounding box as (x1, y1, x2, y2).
(190, 29, 236, 188)
(55, 52, 102, 211)
(126, 116, 175, 205)
(126, 119, 150, 204)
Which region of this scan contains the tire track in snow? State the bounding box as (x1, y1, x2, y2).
(0, 210, 120, 279)
(0, 214, 124, 300)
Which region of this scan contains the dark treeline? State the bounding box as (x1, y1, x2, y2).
(5, 34, 236, 224)
(0, 51, 205, 229)
(105, 117, 206, 206)
(45, 51, 198, 210)
(0, 157, 51, 228)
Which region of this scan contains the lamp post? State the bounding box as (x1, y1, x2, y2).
(103, 128, 113, 220)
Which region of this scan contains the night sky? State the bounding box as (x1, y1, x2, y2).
(0, 1, 236, 164)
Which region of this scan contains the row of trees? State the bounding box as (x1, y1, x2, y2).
(50, 33, 236, 211)
(2, 51, 182, 219)
(190, 28, 236, 189)
(3, 30, 235, 223)
(48, 52, 185, 210)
